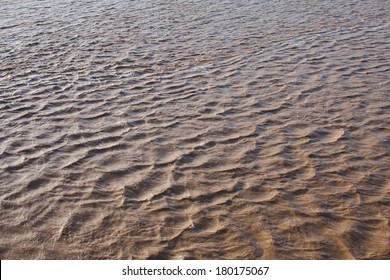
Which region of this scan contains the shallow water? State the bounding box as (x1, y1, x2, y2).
(0, 0, 389, 259)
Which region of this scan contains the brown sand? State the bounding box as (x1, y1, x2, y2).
(0, 0, 389, 259)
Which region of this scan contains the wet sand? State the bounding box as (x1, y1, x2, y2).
(0, 0, 389, 259)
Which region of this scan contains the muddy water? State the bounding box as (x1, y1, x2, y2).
(0, 0, 389, 259)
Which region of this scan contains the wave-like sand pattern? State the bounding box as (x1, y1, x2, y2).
(0, 0, 389, 259)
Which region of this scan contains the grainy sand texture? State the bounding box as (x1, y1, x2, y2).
(0, 0, 389, 259)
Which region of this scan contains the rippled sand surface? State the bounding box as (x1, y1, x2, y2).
(1, 0, 390, 259)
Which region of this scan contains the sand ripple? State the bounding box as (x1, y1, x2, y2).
(0, 0, 389, 259)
